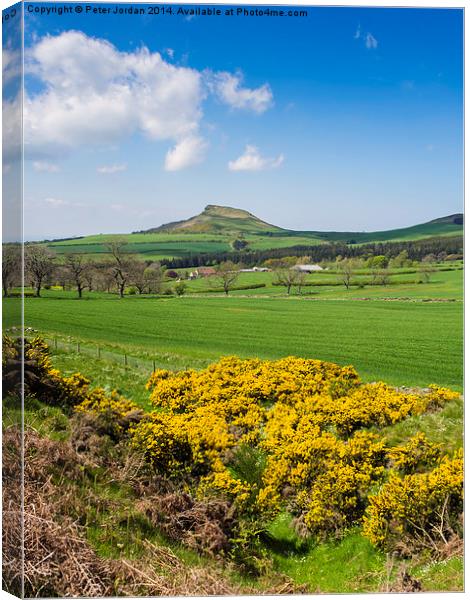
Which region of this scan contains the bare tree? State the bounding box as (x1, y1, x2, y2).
(296, 270, 308, 295)
(274, 266, 303, 295)
(214, 261, 239, 295)
(25, 245, 55, 297)
(2, 244, 21, 297)
(105, 239, 134, 298)
(83, 263, 96, 292)
(54, 265, 70, 291)
(129, 260, 149, 294)
(64, 254, 90, 298)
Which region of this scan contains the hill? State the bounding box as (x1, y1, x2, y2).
(313, 213, 463, 244)
(44, 208, 463, 262)
(142, 204, 284, 234)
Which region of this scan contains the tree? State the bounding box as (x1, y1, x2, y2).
(174, 281, 187, 296)
(25, 245, 55, 297)
(54, 265, 70, 291)
(105, 239, 134, 298)
(2, 244, 21, 297)
(296, 270, 308, 295)
(366, 255, 388, 270)
(214, 261, 239, 295)
(145, 262, 166, 294)
(231, 238, 249, 251)
(336, 258, 355, 290)
(274, 265, 303, 295)
(374, 268, 390, 286)
(64, 254, 90, 298)
(389, 250, 411, 269)
(417, 256, 436, 283)
(129, 260, 148, 294)
(83, 263, 97, 292)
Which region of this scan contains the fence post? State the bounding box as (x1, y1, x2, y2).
(153, 359, 156, 372)
(97, 346, 101, 359)
(77, 342, 80, 354)
(54, 337, 57, 350)
(124, 354, 128, 367)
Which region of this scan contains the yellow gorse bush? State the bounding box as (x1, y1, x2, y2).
(387, 432, 441, 474)
(16, 337, 460, 550)
(131, 356, 460, 539)
(363, 449, 463, 550)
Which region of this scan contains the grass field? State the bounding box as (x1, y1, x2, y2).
(7, 292, 461, 391)
(45, 232, 326, 261)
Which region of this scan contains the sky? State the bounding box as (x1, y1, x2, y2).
(2, 2, 464, 240)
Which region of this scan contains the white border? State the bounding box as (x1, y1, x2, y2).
(0, 1, 466, 599)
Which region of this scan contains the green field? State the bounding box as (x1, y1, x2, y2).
(44, 232, 324, 261)
(7, 292, 461, 391)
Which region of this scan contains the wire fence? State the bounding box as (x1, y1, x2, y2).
(41, 335, 160, 373)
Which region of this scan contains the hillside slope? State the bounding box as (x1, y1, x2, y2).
(143, 204, 284, 234)
(44, 208, 463, 261)
(313, 213, 463, 243)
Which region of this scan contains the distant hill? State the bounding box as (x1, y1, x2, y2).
(141, 205, 284, 234)
(140, 205, 462, 242)
(312, 213, 464, 244)
(45, 207, 463, 263)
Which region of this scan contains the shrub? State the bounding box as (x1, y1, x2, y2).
(388, 433, 441, 474)
(363, 450, 463, 554)
(174, 282, 187, 296)
(3, 336, 90, 409)
(75, 390, 144, 439)
(138, 356, 459, 541)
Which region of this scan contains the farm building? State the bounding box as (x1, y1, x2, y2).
(291, 264, 324, 272)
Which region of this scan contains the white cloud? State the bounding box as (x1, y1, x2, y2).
(228, 145, 284, 172)
(25, 31, 205, 163)
(21, 31, 275, 169)
(210, 72, 273, 114)
(37, 197, 88, 209)
(2, 94, 21, 164)
(97, 163, 127, 174)
(33, 160, 60, 172)
(354, 27, 378, 50)
(365, 33, 378, 49)
(165, 136, 208, 171)
(44, 197, 67, 207)
(2, 48, 21, 85)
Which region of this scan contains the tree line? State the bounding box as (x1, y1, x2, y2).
(160, 235, 463, 270)
(2, 235, 462, 299)
(2, 240, 168, 299)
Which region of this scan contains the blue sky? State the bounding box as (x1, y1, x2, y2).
(8, 3, 464, 239)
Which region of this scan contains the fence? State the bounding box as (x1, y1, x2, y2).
(41, 335, 161, 374)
